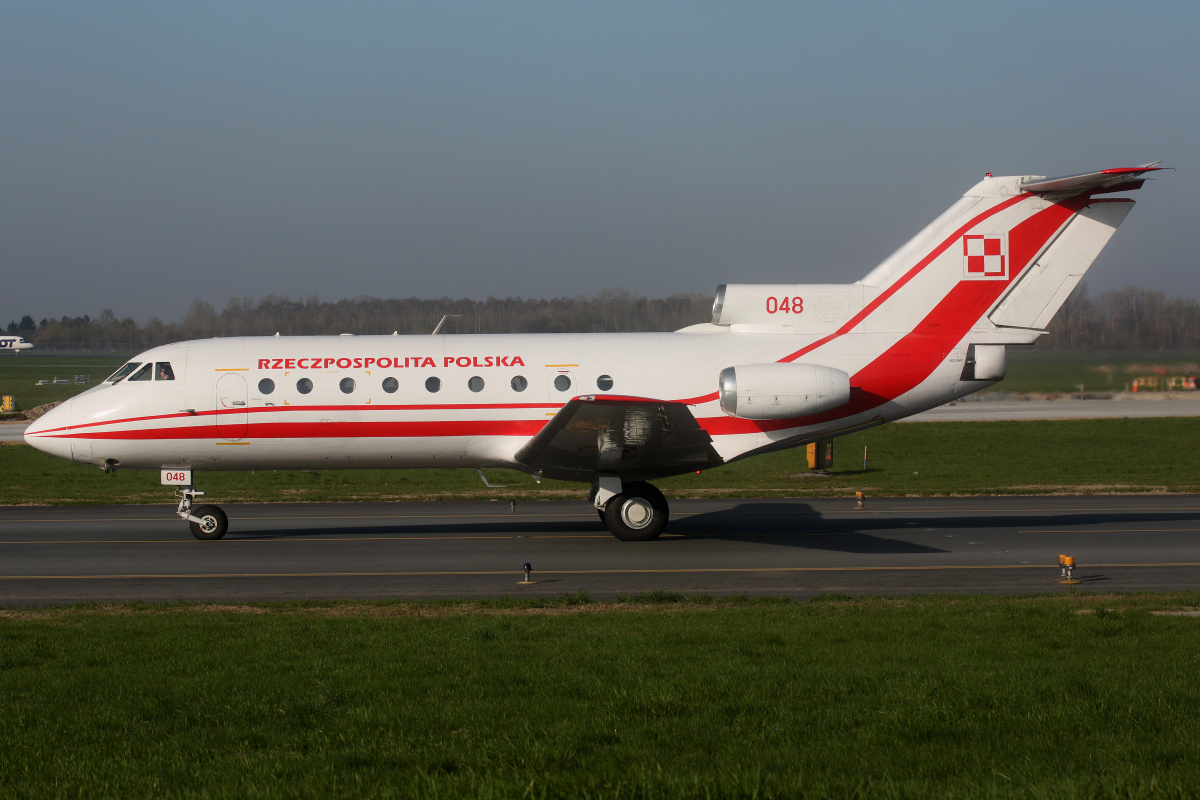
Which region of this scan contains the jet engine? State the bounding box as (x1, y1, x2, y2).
(718, 363, 851, 420)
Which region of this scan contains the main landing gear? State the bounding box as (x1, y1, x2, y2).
(591, 476, 669, 541)
(176, 485, 228, 540)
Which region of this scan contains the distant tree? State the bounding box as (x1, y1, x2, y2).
(5, 321, 15, 334)
(17, 315, 35, 332)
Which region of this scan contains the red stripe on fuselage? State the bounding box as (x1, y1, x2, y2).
(32, 400, 565, 436)
(51, 418, 548, 441)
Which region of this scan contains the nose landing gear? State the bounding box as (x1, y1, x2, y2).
(176, 486, 228, 540)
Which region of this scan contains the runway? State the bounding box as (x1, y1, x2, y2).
(903, 393, 1200, 422)
(2, 496, 1198, 605)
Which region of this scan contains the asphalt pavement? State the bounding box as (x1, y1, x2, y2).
(2, 496, 1198, 604)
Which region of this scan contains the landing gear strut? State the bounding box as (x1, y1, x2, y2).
(176, 485, 228, 540)
(592, 477, 669, 541)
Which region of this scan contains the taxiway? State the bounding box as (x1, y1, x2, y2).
(1, 496, 1197, 605)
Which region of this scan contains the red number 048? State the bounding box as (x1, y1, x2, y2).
(765, 296, 804, 314)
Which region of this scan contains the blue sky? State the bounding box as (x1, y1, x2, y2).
(2, 1, 1196, 325)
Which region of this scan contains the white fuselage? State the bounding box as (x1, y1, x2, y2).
(23, 327, 991, 476)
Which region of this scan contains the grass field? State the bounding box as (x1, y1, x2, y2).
(0, 354, 126, 412)
(3, 593, 1200, 799)
(2, 416, 1198, 505)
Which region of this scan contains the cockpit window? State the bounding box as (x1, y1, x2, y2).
(127, 363, 153, 382)
(155, 363, 175, 381)
(107, 362, 141, 382)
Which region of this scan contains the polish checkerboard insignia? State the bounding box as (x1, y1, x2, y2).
(962, 234, 1007, 280)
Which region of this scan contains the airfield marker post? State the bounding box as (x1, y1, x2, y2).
(1060, 555, 1079, 584)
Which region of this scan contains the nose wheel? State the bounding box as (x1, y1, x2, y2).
(188, 505, 228, 540)
(599, 480, 669, 541)
(176, 486, 229, 540)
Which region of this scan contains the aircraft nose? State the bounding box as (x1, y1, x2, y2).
(23, 401, 75, 462)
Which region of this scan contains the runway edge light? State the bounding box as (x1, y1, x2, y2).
(1059, 555, 1079, 584)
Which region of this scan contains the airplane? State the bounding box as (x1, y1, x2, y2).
(24, 163, 1168, 541)
(0, 335, 34, 354)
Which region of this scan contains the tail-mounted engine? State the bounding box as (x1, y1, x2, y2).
(719, 363, 851, 420)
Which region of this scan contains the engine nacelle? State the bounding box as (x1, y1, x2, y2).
(718, 363, 851, 420)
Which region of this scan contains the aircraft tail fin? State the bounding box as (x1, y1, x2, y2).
(851, 163, 1167, 339)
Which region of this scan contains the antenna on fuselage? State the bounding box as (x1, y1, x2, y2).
(432, 314, 461, 335)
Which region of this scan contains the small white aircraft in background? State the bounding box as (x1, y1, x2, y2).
(0, 336, 33, 354)
(25, 163, 1167, 540)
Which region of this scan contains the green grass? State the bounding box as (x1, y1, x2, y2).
(0, 354, 128, 412)
(3, 416, 1198, 505)
(3, 594, 1200, 798)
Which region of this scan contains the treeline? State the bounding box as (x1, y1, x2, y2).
(9, 284, 1200, 352)
(13, 291, 715, 351)
(1038, 284, 1200, 351)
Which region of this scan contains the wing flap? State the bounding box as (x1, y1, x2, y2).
(515, 396, 723, 482)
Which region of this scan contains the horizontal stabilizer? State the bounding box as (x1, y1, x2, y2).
(1020, 162, 1168, 195)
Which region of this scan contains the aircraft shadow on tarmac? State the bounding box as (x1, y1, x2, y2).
(230, 502, 1200, 556)
(665, 503, 947, 554)
(231, 502, 942, 553)
(669, 505, 1200, 556)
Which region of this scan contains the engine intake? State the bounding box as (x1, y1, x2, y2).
(719, 363, 851, 420)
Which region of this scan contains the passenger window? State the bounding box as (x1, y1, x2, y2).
(259, 378, 275, 395)
(554, 374, 572, 392)
(297, 378, 313, 394)
(596, 375, 613, 391)
(107, 363, 141, 382)
(155, 363, 175, 381)
(382, 377, 398, 393)
(425, 377, 441, 393)
(511, 375, 527, 392)
(340, 377, 356, 394)
(127, 363, 153, 382)
(468, 376, 484, 393)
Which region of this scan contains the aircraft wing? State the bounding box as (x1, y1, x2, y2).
(515, 395, 723, 482)
(1019, 162, 1168, 195)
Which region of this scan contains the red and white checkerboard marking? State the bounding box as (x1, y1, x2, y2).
(963, 234, 1007, 279)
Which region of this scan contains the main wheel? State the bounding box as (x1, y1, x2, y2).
(603, 482, 669, 541)
(189, 505, 228, 540)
